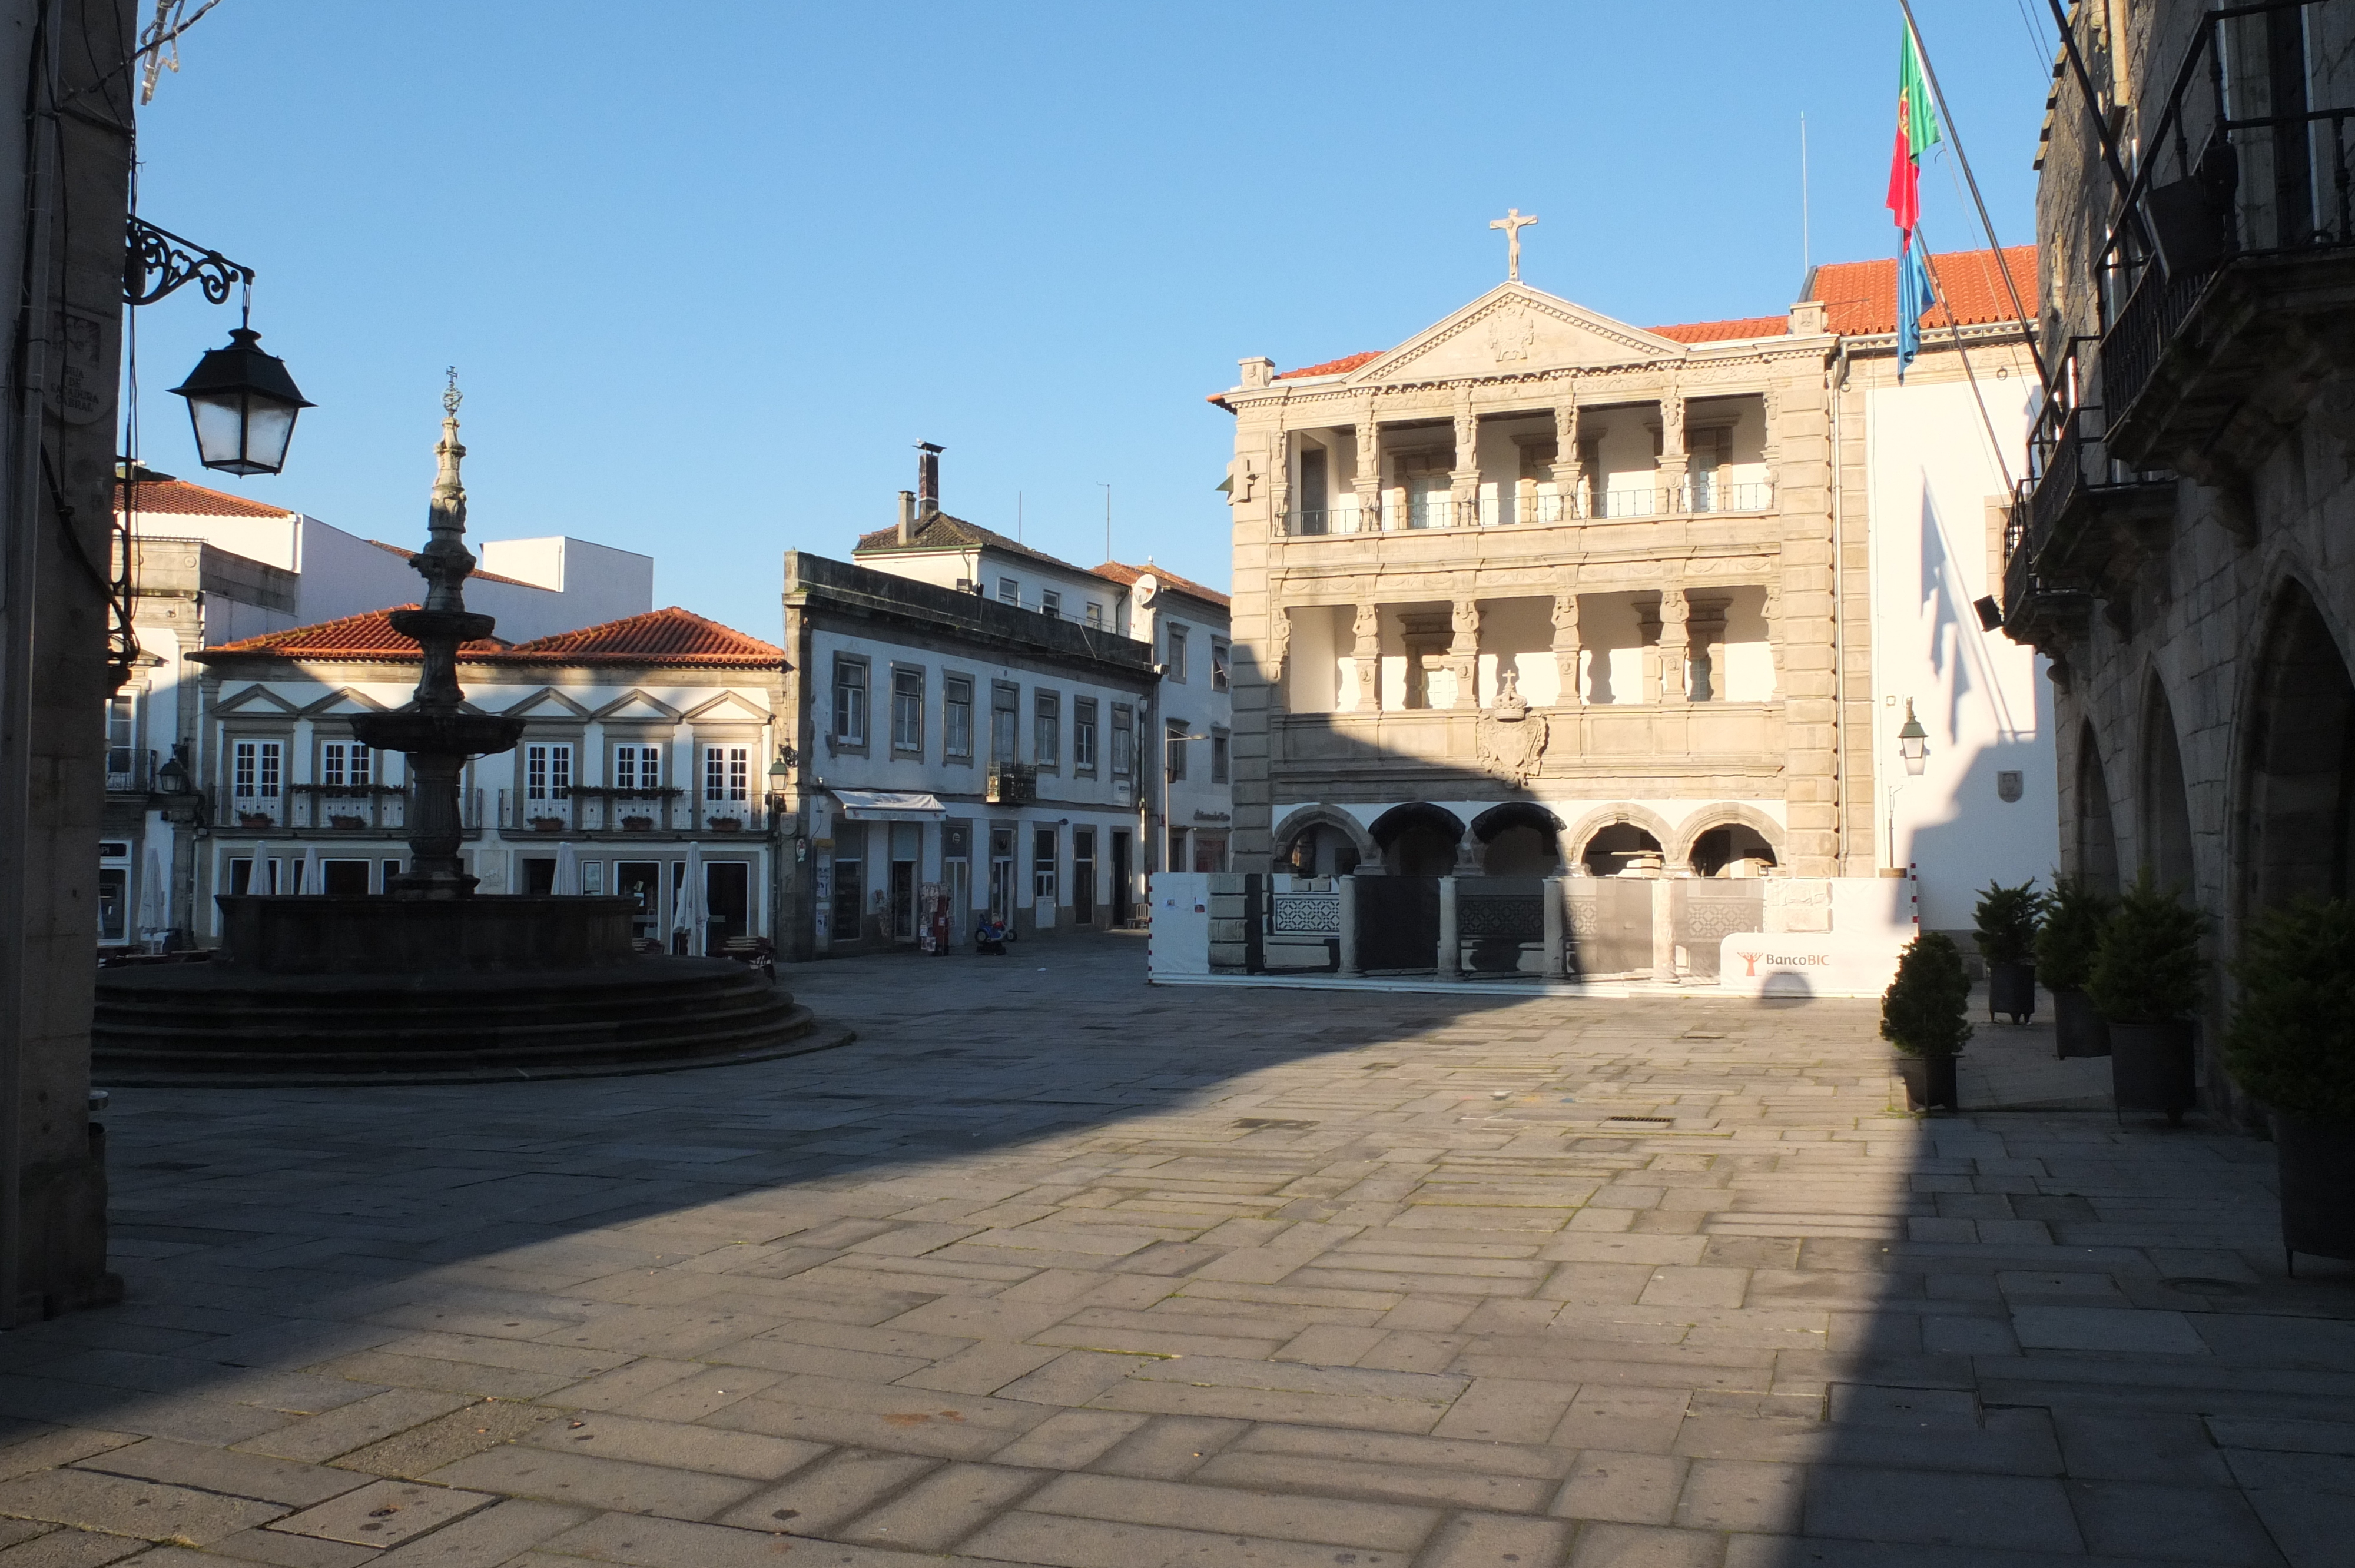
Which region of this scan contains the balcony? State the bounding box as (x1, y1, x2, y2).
(2091, 2, 2355, 476)
(1282, 481, 1773, 537)
(2000, 404, 2174, 655)
(986, 763, 1037, 805)
(1276, 703, 1787, 791)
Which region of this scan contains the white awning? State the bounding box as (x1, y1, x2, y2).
(830, 789, 947, 822)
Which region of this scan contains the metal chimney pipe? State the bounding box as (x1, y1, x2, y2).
(916, 441, 943, 517)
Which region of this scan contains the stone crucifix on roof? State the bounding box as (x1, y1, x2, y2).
(1490, 207, 1538, 281)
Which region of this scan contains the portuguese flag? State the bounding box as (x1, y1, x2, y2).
(1886, 21, 1940, 234)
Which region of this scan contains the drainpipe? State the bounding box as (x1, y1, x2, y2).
(1828, 340, 1852, 873)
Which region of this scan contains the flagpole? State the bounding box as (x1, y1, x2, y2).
(1915, 228, 2019, 495)
(1895, 0, 2048, 388)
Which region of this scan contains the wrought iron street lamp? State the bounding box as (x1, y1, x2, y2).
(1897, 701, 1929, 776)
(126, 217, 311, 476)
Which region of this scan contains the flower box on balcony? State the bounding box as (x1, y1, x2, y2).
(621, 815, 654, 832)
(238, 812, 273, 829)
(528, 816, 566, 832)
(329, 813, 367, 831)
(708, 816, 743, 832)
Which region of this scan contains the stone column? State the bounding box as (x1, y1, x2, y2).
(1265, 606, 1290, 717)
(1551, 401, 1584, 520)
(1446, 597, 1481, 710)
(1657, 387, 1688, 513)
(1449, 394, 1480, 526)
(1685, 594, 1729, 703)
(1542, 876, 1566, 978)
(1638, 595, 1665, 704)
(1350, 603, 1383, 714)
(1659, 590, 1690, 706)
(1266, 428, 1291, 534)
(1651, 878, 1676, 979)
(1551, 593, 1582, 706)
(1353, 406, 1382, 533)
(1338, 878, 1359, 976)
(1438, 875, 1460, 978)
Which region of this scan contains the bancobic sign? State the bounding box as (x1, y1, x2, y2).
(1718, 933, 1906, 998)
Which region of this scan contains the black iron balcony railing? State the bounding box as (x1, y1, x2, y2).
(2092, 1, 2355, 426)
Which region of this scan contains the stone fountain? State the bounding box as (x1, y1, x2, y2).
(92, 389, 837, 1084)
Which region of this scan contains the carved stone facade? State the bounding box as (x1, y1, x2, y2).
(1218, 256, 2048, 905)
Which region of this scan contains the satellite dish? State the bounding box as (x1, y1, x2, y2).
(1133, 573, 1159, 606)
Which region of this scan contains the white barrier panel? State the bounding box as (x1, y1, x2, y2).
(1148, 873, 1211, 977)
(1719, 932, 1906, 999)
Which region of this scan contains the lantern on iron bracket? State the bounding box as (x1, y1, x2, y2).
(126, 217, 312, 476)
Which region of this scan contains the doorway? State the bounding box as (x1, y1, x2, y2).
(706, 861, 750, 954)
(522, 858, 556, 895)
(988, 828, 1016, 921)
(321, 859, 370, 895)
(890, 822, 920, 942)
(616, 860, 662, 944)
(1111, 830, 1132, 925)
(1072, 828, 1096, 926)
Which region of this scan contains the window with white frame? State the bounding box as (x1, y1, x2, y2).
(613, 743, 662, 790)
(1111, 704, 1133, 778)
(997, 576, 1019, 605)
(705, 745, 749, 802)
(891, 666, 924, 753)
(833, 656, 868, 746)
(1166, 622, 1189, 682)
(321, 740, 373, 789)
(1074, 697, 1097, 774)
(1034, 689, 1060, 769)
(1041, 589, 1062, 620)
(944, 675, 973, 762)
(1211, 638, 1230, 692)
(233, 739, 282, 800)
(526, 742, 573, 801)
(1085, 600, 1103, 629)
(1033, 826, 1057, 901)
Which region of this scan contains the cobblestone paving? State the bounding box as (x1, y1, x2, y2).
(2, 935, 2349, 1567)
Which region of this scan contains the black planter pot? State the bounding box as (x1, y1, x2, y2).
(1989, 961, 2037, 1024)
(1893, 1052, 1958, 1112)
(2109, 1018, 2197, 1124)
(2273, 1113, 2355, 1274)
(2053, 988, 2110, 1059)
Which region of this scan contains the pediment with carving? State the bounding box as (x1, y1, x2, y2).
(1351, 285, 1686, 386)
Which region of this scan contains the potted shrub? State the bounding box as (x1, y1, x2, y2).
(238, 811, 273, 829)
(1882, 932, 1971, 1111)
(529, 815, 565, 832)
(2036, 877, 2114, 1058)
(2088, 870, 2207, 1125)
(621, 815, 654, 832)
(2224, 898, 2355, 1273)
(709, 816, 742, 832)
(1973, 876, 2045, 1024)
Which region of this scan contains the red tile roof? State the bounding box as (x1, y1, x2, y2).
(505, 607, 782, 666)
(1092, 560, 1230, 610)
(198, 606, 780, 668)
(200, 606, 505, 660)
(114, 475, 292, 519)
(1275, 351, 1381, 381)
(1646, 315, 1788, 344)
(1807, 244, 2038, 335)
(853, 510, 1092, 576)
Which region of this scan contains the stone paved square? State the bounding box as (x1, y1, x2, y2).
(4, 935, 2351, 1566)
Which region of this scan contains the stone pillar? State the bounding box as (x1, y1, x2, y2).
(1652, 878, 1677, 979)
(1338, 877, 1359, 976)
(1350, 603, 1383, 714)
(1657, 388, 1688, 511)
(1551, 593, 1582, 706)
(1446, 597, 1481, 710)
(1638, 596, 1665, 704)
(1659, 590, 1690, 706)
(1266, 428, 1291, 534)
(1686, 594, 1729, 703)
(1551, 401, 1584, 520)
(1354, 406, 1382, 533)
(1449, 394, 1480, 526)
(1438, 875, 1460, 978)
(1265, 606, 1290, 717)
(1542, 876, 1566, 978)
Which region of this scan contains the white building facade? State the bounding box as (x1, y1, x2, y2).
(780, 550, 1157, 958)
(175, 607, 786, 955)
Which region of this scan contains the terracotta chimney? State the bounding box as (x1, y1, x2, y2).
(897, 490, 916, 544)
(916, 441, 943, 518)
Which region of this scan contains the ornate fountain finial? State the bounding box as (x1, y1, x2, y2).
(417, 370, 473, 613)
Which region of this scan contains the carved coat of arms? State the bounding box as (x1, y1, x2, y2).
(1486, 306, 1537, 363)
(1475, 670, 1549, 784)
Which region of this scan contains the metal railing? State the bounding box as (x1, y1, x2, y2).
(2089, 2, 2355, 424)
(1282, 480, 1773, 536)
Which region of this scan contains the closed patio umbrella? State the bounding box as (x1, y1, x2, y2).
(554, 839, 578, 896)
(674, 842, 705, 954)
(139, 848, 165, 945)
(300, 845, 321, 895)
(250, 839, 273, 895)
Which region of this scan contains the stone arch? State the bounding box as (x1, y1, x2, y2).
(1563, 802, 1675, 877)
(2075, 719, 2121, 895)
(1470, 802, 1567, 876)
(1271, 803, 1379, 878)
(1369, 802, 1464, 878)
(2238, 576, 2355, 912)
(2139, 673, 2195, 895)
(1670, 804, 1786, 877)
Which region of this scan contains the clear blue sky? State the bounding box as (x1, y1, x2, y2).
(132, 1, 2061, 640)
